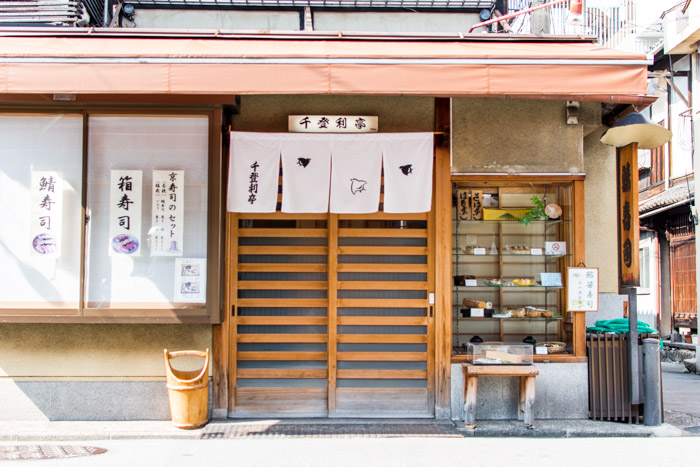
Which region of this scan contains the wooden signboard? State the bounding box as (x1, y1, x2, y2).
(457, 189, 471, 220)
(567, 267, 599, 312)
(471, 190, 483, 220)
(617, 143, 640, 287)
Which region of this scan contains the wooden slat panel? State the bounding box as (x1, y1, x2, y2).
(233, 387, 328, 417)
(339, 228, 428, 238)
(238, 246, 328, 255)
(237, 352, 328, 361)
(337, 370, 427, 379)
(337, 352, 427, 362)
(336, 334, 428, 344)
(337, 298, 427, 308)
(237, 316, 328, 326)
(327, 213, 339, 414)
(337, 263, 427, 273)
(337, 316, 427, 326)
(237, 298, 328, 308)
(237, 334, 328, 343)
(338, 246, 428, 256)
(237, 264, 327, 273)
(238, 281, 328, 290)
(238, 213, 328, 221)
(338, 281, 427, 290)
(338, 213, 428, 221)
(333, 388, 429, 418)
(238, 228, 328, 238)
(237, 369, 328, 379)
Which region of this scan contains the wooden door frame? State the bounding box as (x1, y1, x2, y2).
(213, 98, 451, 417)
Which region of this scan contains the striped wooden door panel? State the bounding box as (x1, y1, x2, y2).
(231, 212, 330, 417)
(332, 212, 434, 418)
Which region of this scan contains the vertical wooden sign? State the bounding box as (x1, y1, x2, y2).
(617, 143, 639, 287)
(457, 189, 471, 220)
(471, 190, 483, 220)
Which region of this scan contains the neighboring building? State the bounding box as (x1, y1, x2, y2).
(0, 1, 653, 421)
(631, 1, 698, 341)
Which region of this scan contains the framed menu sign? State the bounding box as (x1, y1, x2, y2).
(567, 267, 599, 312)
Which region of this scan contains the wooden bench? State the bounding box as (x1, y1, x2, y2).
(462, 363, 539, 429)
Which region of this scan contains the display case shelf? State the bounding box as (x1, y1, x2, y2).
(452, 182, 573, 350)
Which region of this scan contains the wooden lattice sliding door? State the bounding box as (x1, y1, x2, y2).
(229, 210, 434, 418)
(333, 213, 434, 417)
(231, 213, 330, 417)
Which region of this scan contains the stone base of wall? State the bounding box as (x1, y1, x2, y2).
(0, 379, 212, 421)
(450, 363, 589, 421)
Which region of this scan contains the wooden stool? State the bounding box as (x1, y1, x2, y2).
(462, 363, 539, 429)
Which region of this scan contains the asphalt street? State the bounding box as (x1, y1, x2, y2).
(0, 362, 697, 465)
(0, 436, 695, 467)
(662, 362, 700, 419)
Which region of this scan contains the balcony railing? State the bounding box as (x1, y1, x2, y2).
(507, 0, 662, 55)
(0, 0, 84, 26)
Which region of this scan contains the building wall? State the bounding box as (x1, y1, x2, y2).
(232, 95, 435, 132)
(128, 9, 479, 34)
(450, 362, 589, 420)
(0, 324, 211, 420)
(128, 9, 302, 30)
(584, 125, 620, 293)
(0, 96, 617, 421)
(451, 99, 584, 173)
(312, 12, 478, 33)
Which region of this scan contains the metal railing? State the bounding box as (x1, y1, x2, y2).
(507, 0, 661, 55)
(0, 1, 84, 26)
(131, 0, 497, 7)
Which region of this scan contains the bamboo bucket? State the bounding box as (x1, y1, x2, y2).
(163, 348, 210, 429)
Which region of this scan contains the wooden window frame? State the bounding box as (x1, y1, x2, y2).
(448, 174, 587, 363)
(0, 107, 224, 324)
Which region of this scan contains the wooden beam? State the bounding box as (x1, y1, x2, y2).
(572, 179, 586, 357)
(434, 96, 452, 415)
(328, 213, 339, 415)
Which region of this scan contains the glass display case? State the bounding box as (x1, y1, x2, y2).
(469, 343, 534, 365)
(452, 181, 574, 355)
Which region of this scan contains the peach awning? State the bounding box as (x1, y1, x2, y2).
(0, 34, 650, 103)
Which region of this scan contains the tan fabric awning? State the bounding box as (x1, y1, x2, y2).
(0, 35, 650, 102)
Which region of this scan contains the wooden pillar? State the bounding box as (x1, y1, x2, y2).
(434, 97, 452, 416)
(572, 179, 586, 357)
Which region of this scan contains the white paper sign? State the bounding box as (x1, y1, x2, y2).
(540, 272, 563, 287)
(109, 170, 142, 256)
(464, 279, 478, 287)
(151, 170, 184, 256)
(530, 248, 543, 256)
(535, 346, 548, 355)
(289, 115, 378, 133)
(567, 267, 599, 311)
(30, 171, 62, 257)
(175, 258, 206, 303)
(545, 241, 566, 256)
(470, 308, 485, 317)
(473, 248, 486, 255)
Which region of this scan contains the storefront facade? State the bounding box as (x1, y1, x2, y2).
(0, 30, 651, 421)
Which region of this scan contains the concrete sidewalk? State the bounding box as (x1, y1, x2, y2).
(0, 418, 688, 442)
(0, 362, 695, 442)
